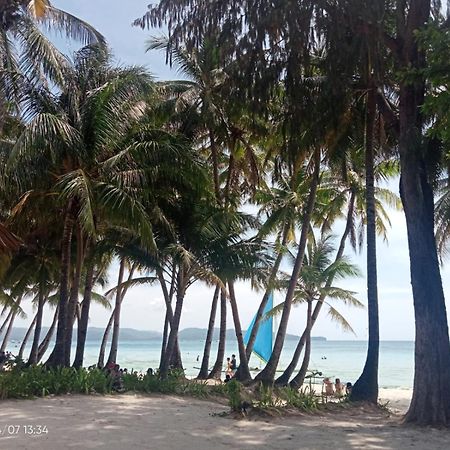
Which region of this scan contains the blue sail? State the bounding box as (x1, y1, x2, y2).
(244, 293, 273, 363)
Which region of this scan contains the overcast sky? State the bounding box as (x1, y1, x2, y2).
(14, 1, 450, 341)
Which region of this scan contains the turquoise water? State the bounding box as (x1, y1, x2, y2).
(9, 339, 414, 388)
(83, 340, 414, 389)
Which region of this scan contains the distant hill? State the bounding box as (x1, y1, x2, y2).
(9, 326, 326, 343)
(8, 327, 162, 343)
(178, 327, 326, 342)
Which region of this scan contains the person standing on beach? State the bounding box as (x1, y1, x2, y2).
(230, 354, 237, 376)
(225, 357, 232, 377)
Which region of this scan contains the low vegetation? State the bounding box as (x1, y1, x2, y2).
(0, 366, 322, 415)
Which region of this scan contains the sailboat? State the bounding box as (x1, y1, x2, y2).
(244, 292, 273, 364)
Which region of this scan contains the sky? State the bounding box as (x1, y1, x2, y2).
(14, 1, 450, 341)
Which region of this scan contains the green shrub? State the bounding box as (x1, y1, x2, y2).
(226, 379, 242, 411)
(0, 366, 113, 399)
(255, 383, 283, 408)
(278, 386, 319, 411)
(181, 380, 209, 398)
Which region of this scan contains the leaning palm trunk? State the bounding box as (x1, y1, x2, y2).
(98, 309, 114, 368)
(351, 86, 379, 403)
(208, 288, 227, 379)
(0, 305, 7, 317)
(160, 309, 170, 365)
(64, 225, 85, 366)
(159, 266, 187, 379)
(159, 309, 169, 361)
(0, 309, 13, 336)
(228, 281, 252, 382)
(73, 260, 95, 368)
(275, 190, 356, 386)
(197, 285, 220, 379)
(156, 266, 176, 365)
(36, 306, 59, 363)
(28, 286, 46, 365)
(106, 259, 128, 366)
(290, 300, 313, 388)
(255, 148, 321, 385)
(0, 298, 21, 353)
(48, 202, 74, 367)
(18, 313, 37, 360)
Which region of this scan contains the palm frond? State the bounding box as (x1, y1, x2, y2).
(326, 304, 356, 335)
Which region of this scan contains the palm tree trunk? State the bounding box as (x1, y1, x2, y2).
(73, 259, 95, 368)
(98, 309, 114, 368)
(208, 288, 227, 379)
(0, 308, 13, 336)
(28, 286, 46, 365)
(160, 309, 170, 363)
(197, 285, 220, 379)
(255, 148, 321, 385)
(157, 266, 175, 363)
(275, 190, 356, 386)
(18, 313, 37, 360)
(159, 266, 186, 379)
(106, 259, 126, 366)
(290, 300, 313, 388)
(169, 337, 183, 370)
(48, 201, 74, 367)
(351, 86, 379, 403)
(37, 306, 59, 363)
(64, 225, 85, 366)
(228, 281, 251, 382)
(0, 298, 21, 353)
(397, 0, 450, 426)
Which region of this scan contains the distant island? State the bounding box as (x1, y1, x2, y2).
(9, 326, 326, 343)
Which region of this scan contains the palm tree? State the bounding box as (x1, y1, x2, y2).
(255, 147, 322, 384)
(203, 211, 272, 382)
(196, 285, 219, 379)
(73, 246, 111, 368)
(0, 0, 105, 120)
(148, 35, 260, 205)
(207, 287, 227, 379)
(7, 45, 157, 367)
(277, 234, 362, 388)
(350, 83, 379, 402)
(246, 165, 320, 365)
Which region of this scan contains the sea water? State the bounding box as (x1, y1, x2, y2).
(78, 339, 413, 389)
(8, 339, 414, 388)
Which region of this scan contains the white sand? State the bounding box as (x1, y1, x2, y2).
(1, 390, 449, 450)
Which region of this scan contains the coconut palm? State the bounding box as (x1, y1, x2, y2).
(201, 210, 272, 382)
(6, 45, 159, 367)
(0, 0, 105, 122)
(273, 234, 363, 388)
(246, 164, 328, 366)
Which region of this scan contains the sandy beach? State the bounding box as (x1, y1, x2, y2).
(1, 390, 449, 450)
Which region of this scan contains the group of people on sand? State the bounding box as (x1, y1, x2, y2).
(323, 377, 352, 398)
(224, 354, 237, 383)
(104, 362, 126, 391)
(0, 351, 13, 370)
